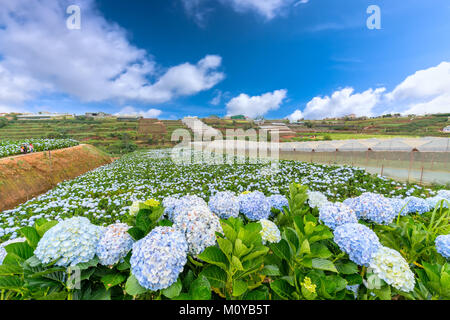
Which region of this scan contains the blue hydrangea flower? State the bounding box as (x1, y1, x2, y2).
(238, 191, 271, 221)
(174, 205, 222, 255)
(343, 193, 396, 225)
(171, 195, 208, 221)
(96, 223, 134, 266)
(333, 223, 381, 266)
(435, 234, 450, 259)
(130, 226, 188, 291)
(427, 196, 449, 209)
(34, 217, 103, 267)
(402, 196, 430, 215)
(369, 246, 415, 292)
(389, 198, 407, 216)
(437, 189, 450, 200)
(162, 196, 180, 220)
(0, 238, 26, 265)
(319, 202, 358, 230)
(208, 191, 240, 219)
(267, 194, 289, 211)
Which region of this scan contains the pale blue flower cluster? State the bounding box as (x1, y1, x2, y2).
(171, 195, 208, 221)
(402, 196, 430, 215)
(259, 219, 281, 244)
(238, 191, 271, 221)
(208, 191, 240, 219)
(96, 223, 134, 266)
(0, 238, 26, 265)
(267, 194, 288, 211)
(307, 190, 331, 209)
(435, 234, 450, 259)
(34, 217, 103, 267)
(173, 205, 222, 255)
(319, 202, 358, 230)
(162, 196, 180, 220)
(427, 190, 450, 209)
(130, 226, 188, 291)
(369, 246, 415, 292)
(333, 223, 381, 266)
(343, 192, 397, 225)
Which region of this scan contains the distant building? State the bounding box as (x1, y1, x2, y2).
(17, 112, 75, 121)
(443, 125, 450, 133)
(117, 115, 143, 121)
(85, 112, 113, 119)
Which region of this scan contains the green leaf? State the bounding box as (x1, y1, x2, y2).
(162, 278, 182, 299)
(336, 261, 359, 275)
(4, 242, 34, 260)
(241, 246, 269, 262)
(190, 276, 211, 300)
(373, 285, 391, 300)
(125, 275, 147, 296)
(197, 246, 229, 270)
(37, 292, 68, 300)
(76, 256, 99, 270)
(135, 209, 152, 233)
(232, 280, 248, 297)
(101, 273, 127, 289)
(35, 221, 58, 237)
(25, 255, 42, 268)
(270, 279, 294, 300)
(270, 239, 291, 262)
(19, 227, 41, 248)
(199, 265, 227, 289)
(233, 239, 250, 257)
(299, 239, 311, 255)
(0, 275, 24, 290)
(311, 258, 338, 273)
(261, 265, 280, 276)
(87, 287, 111, 300)
(231, 256, 244, 271)
(217, 237, 233, 256)
(310, 243, 332, 259)
(0, 265, 23, 276)
(127, 227, 145, 241)
(221, 222, 237, 243)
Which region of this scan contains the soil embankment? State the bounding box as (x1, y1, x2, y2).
(0, 144, 113, 211)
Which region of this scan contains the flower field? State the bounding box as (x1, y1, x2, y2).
(0, 139, 79, 158)
(0, 149, 448, 300)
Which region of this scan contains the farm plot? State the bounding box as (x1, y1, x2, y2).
(0, 149, 448, 300)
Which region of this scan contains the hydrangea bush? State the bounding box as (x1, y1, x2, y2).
(34, 217, 103, 267)
(333, 223, 382, 266)
(96, 223, 134, 266)
(130, 227, 188, 291)
(238, 191, 271, 221)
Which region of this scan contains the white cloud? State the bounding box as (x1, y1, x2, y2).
(182, 0, 300, 22)
(300, 87, 385, 120)
(115, 106, 162, 118)
(226, 89, 287, 118)
(287, 109, 304, 122)
(289, 61, 450, 120)
(224, 0, 296, 19)
(0, 0, 224, 109)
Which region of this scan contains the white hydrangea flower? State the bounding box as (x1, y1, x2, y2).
(307, 191, 330, 209)
(259, 219, 281, 244)
(173, 205, 222, 255)
(369, 246, 415, 293)
(129, 201, 141, 216)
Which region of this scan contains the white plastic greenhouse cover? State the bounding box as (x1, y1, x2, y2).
(194, 137, 450, 152)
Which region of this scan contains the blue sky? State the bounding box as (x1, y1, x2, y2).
(0, 0, 449, 119)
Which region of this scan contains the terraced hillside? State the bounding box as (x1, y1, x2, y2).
(0, 118, 191, 155)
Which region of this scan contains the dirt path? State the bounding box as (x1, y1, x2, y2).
(0, 144, 113, 211)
